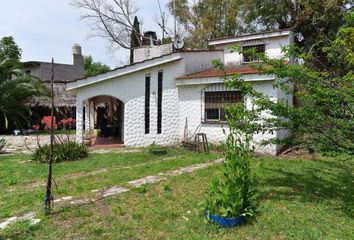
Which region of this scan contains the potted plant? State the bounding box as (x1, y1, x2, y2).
(93, 129, 100, 138)
(204, 102, 257, 228)
(83, 132, 92, 146)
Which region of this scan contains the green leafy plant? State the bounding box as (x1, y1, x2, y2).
(115, 205, 127, 216)
(204, 102, 258, 218)
(147, 143, 168, 155)
(32, 141, 88, 163)
(0, 138, 6, 152)
(210, 13, 354, 155)
(163, 184, 171, 192)
(136, 184, 148, 193)
(5, 178, 17, 186)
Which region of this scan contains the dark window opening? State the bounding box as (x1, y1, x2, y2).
(204, 91, 242, 122)
(25, 70, 31, 76)
(145, 74, 150, 134)
(157, 71, 163, 134)
(83, 106, 86, 130)
(242, 44, 265, 63)
(205, 109, 219, 120)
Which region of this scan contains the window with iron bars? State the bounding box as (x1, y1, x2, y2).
(242, 44, 265, 63)
(204, 91, 243, 122)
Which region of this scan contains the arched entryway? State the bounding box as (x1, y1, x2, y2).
(83, 95, 124, 145)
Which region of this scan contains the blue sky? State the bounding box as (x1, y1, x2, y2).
(0, 0, 172, 68)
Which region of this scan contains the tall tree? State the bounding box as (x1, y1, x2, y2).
(0, 36, 22, 78)
(236, 0, 352, 47)
(84, 55, 110, 77)
(0, 37, 47, 129)
(168, 0, 241, 49)
(214, 11, 354, 154)
(130, 16, 141, 64)
(71, 0, 142, 50)
(0, 61, 49, 128)
(169, 0, 352, 49)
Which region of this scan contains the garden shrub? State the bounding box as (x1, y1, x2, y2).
(147, 143, 168, 155)
(204, 103, 258, 218)
(32, 141, 88, 163)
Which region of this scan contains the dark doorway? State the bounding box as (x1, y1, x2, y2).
(89, 95, 124, 144)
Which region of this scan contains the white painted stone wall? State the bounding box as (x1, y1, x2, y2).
(178, 81, 280, 155)
(75, 59, 185, 147)
(180, 51, 223, 75)
(72, 39, 291, 155)
(275, 77, 294, 152)
(133, 44, 173, 63)
(216, 35, 291, 66)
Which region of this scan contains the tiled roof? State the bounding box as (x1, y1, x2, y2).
(176, 65, 259, 80)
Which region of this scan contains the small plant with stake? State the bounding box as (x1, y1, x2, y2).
(44, 58, 55, 214)
(0, 138, 6, 152)
(204, 93, 258, 227)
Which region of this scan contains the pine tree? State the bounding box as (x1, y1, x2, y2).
(130, 16, 141, 64)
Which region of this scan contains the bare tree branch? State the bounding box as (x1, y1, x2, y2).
(71, 0, 142, 50)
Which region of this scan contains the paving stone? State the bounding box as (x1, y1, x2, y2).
(0, 211, 37, 230)
(62, 196, 73, 201)
(128, 175, 165, 187)
(102, 186, 129, 197)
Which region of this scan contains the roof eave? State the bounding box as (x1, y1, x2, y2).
(67, 54, 182, 90)
(176, 74, 276, 86)
(209, 30, 291, 46)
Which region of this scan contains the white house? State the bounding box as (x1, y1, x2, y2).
(67, 29, 293, 155)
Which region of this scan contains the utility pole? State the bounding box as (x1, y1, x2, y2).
(44, 57, 55, 214)
(162, 12, 165, 40)
(173, 0, 176, 39)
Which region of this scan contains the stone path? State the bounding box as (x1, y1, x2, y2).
(0, 212, 40, 230)
(0, 157, 224, 230)
(8, 156, 178, 192)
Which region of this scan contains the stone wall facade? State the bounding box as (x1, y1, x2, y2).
(72, 31, 293, 155)
(178, 80, 281, 155)
(75, 60, 185, 146)
(133, 44, 173, 63)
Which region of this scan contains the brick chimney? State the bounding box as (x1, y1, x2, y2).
(72, 43, 84, 78)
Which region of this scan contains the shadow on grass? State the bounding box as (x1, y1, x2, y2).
(260, 158, 353, 218)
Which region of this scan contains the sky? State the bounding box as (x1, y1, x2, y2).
(0, 0, 172, 68)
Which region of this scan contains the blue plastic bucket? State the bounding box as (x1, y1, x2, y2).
(205, 210, 246, 228)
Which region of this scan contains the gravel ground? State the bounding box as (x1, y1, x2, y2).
(0, 135, 75, 154)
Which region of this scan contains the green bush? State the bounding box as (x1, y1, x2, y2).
(0, 138, 6, 151)
(147, 143, 168, 155)
(32, 141, 88, 163)
(204, 103, 258, 218)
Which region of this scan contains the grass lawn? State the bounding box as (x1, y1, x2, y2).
(0, 150, 353, 239)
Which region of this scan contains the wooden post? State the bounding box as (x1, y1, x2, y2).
(44, 58, 55, 213)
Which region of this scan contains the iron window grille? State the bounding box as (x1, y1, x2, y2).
(204, 91, 242, 122)
(242, 44, 265, 63)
